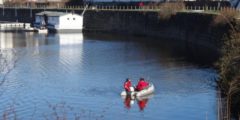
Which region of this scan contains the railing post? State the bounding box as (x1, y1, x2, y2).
(30, 5, 32, 18)
(15, 5, 18, 18)
(2, 5, 4, 16)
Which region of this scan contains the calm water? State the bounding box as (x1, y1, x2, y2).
(0, 31, 218, 120)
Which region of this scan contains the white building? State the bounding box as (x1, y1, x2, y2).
(0, 0, 3, 5)
(34, 11, 83, 32)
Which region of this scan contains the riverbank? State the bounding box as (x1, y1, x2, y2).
(216, 15, 240, 119)
(0, 6, 239, 119)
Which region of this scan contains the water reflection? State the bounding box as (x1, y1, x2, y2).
(124, 96, 134, 109)
(138, 98, 148, 111)
(46, 33, 83, 45)
(83, 32, 219, 65)
(0, 32, 18, 76)
(0, 32, 14, 49)
(0, 32, 84, 49)
(122, 94, 153, 111)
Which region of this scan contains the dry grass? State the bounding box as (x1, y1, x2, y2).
(218, 32, 240, 87)
(213, 8, 239, 25)
(141, 2, 185, 20)
(215, 10, 240, 119)
(157, 2, 185, 20)
(220, 34, 240, 119)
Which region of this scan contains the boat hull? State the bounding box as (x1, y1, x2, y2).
(136, 84, 155, 97)
(121, 84, 155, 97)
(37, 29, 48, 34)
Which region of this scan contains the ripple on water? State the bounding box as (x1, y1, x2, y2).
(0, 32, 218, 120)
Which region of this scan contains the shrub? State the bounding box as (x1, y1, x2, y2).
(213, 8, 239, 25)
(158, 2, 185, 20)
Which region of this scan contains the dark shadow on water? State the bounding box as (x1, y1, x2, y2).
(83, 32, 220, 67)
(0, 30, 219, 67)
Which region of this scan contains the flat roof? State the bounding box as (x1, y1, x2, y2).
(36, 11, 77, 17)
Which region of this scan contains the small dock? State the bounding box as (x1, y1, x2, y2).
(0, 22, 31, 29)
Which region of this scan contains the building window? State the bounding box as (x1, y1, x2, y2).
(67, 18, 69, 20)
(73, 18, 75, 20)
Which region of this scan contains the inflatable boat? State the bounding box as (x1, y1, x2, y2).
(121, 83, 155, 97)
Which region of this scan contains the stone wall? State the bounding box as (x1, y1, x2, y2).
(83, 11, 229, 63)
(0, 8, 231, 63)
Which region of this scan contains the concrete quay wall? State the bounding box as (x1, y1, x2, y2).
(0, 8, 230, 62)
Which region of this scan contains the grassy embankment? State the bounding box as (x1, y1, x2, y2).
(214, 10, 240, 120)
(153, 2, 240, 119)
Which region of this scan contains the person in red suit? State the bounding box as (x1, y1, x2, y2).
(124, 78, 132, 92)
(135, 78, 149, 91)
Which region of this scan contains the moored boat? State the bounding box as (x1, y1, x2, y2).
(36, 28, 48, 34)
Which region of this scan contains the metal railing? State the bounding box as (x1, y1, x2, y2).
(0, 5, 239, 13)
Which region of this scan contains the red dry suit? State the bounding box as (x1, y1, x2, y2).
(136, 80, 149, 91)
(124, 80, 132, 92)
